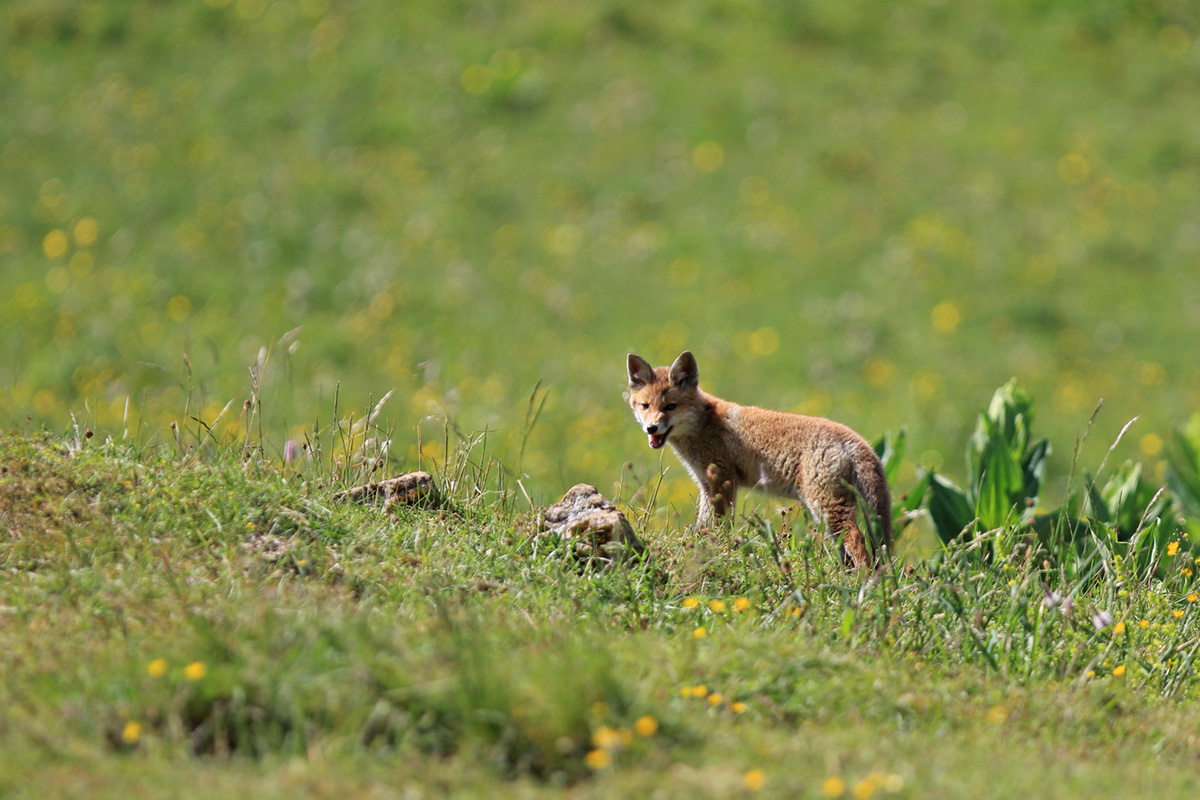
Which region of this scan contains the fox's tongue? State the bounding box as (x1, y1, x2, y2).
(649, 433, 667, 449)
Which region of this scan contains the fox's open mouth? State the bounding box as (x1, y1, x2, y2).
(648, 429, 671, 449)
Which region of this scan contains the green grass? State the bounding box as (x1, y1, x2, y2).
(5, 1, 1200, 795)
(4, 409, 1200, 797)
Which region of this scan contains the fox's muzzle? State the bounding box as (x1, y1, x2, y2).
(645, 425, 670, 449)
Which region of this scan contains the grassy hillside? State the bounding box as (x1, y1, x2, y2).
(4, 424, 1200, 798)
(5, 3, 1200, 794)
(2, 0, 1200, 505)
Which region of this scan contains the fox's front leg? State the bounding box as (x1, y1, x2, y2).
(695, 489, 716, 527)
(702, 463, 738, 526)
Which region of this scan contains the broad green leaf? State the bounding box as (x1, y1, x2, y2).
(1030, 508, 1069, 555)
(1179, 413, 1200, 471)
(966, 381, 1043, 529)
(902, 470, 930, 514)
(873, 428, 906, 489)
(1167, 415, 1200, 517)
(1127, 518, 1172, 579)
(1020, 438, 1050, 518)
(1083, 471, 1112, 523)
(969, 380, 1034, 476)
(1166, 463, 1200, 520)
(1084, 461, 1169, 541)
(973, 431, 1025, 530)
(1105, 461, 1146, 536)
(924, 470, 975, 544)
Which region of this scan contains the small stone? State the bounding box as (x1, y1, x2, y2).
(242, 532, 292, 563)
(332, 471, 438, 509)
(537, 484, 647, 564)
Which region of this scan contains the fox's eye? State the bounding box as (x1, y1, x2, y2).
(664, 403, 677, 411)
(640, 403, 649, 410)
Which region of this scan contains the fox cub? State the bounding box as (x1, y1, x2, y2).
(626, 350, 892, 567)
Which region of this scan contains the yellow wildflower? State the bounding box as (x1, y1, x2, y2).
(121, 720, 142, 744)
(592, 725, 621, 751)
(585, 749, 611, 769)
(692, 626, 707, 639)
(734, 596, 751, 612)
(1139, 619, 1150, 628)
(634, 715, 658, 737)
(1189, 593, 1198, 603)
(682, 596, 700, 609)
(1168, 541, 1180, 556)
(1112, 622, 1126, 634)
(708, 599, 727, 613)
(853, 777, 877, 799)
(1113, 665, 1126, 677)
(147, 659, 167, 678)
(74, 217, 99, 246)
(707, 692, 724, 706)
(43, 229, 69, 259)
(183, 661, 207, 681)
(744, 769, 767, 791)
(1175, 609, 1186, 618)
(731, 701, 748, 714)
(823, 776, 846, 798)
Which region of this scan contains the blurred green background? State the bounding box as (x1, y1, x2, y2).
(2, 0, 1199, 502)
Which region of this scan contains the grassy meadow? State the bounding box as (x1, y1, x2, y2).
(4, 0, 1200, 796)
(3, 0, 1200, 495)
(5, 413, 1200, 798)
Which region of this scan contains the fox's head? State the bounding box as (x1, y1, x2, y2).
(625, 350, 700, 450)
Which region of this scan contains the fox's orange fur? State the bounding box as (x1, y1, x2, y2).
(626, 350, 891, 567)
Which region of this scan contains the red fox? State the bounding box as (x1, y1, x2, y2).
(625, 351, 892, 567)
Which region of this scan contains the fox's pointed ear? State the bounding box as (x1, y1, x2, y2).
(669, 350, 698, 390)
(627, 353, 655, 388)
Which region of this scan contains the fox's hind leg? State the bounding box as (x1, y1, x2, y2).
(803, 457, 871, 568)
(825, 498, 870, 568)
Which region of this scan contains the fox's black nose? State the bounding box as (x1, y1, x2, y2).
(645, 423, 659, 434)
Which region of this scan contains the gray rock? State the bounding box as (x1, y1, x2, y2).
(333, 471, 438, 511)
(538, 484, 647, 563)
